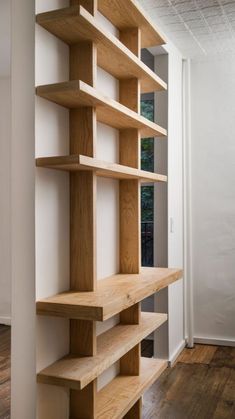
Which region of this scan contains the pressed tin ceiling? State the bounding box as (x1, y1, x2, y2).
(139, 0, 235, 57)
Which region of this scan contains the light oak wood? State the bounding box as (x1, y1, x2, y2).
(36, 1, 178, 418)
(96, 357, 167, 419)
(71, 0, 97, 15)
(70, 41, 97, 293)
(37, 312, 167, 390)
(98, 0, 167, 48)
(70, 319, 96, 356)
(70, 108, 97, 156)
(118, 29, 142, 415)
(120, 179, 140, 273)
(120, 303, 140, 325)
(36, 80, 166, 138)
(36, 154, 167, 183)
(124, 399, 142, 419)
(70, 42, 97, 86)
(119, 79, 140, 113)
(70, 380, 97, 419)
(36, 267, 183, 321)
(120, 28, 141, 58)
(120, 344, 140, 376)
(119, 129, 140, 169)
(36, 6, 167, 94)
(70, 172, 97, 292)
(69, 22, 97, 418)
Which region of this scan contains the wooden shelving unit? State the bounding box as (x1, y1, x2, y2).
(36, 0, 182, 417)
(98, 0, 166, 48)
(37, 312, 167, 390)
(36, 154, 167, 182)
(37, 267, 182, 321)
(36, 5, 167, 93)
(36, 80, 166, 137)
(96, 358, 167, 419)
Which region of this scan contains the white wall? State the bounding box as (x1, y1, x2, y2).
(191, 54, 235, 346)
(0, 77, 11, 325)
(35, 1, 120, 417)
(151, 43, 184, 363)
(167, 44, 184, 362)
(11, 0, 36, 418)
(0, 1, 11, 326)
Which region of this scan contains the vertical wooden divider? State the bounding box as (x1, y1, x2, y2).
(69, 1, 97, 418)
(119, 27, 142, 417)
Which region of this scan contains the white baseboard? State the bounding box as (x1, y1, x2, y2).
(194, 336, 235, 347)
(0, 316, 11, 326)
(168, 339, 186, 367)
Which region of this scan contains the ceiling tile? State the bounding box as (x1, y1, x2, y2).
(140, 0, 235, 58)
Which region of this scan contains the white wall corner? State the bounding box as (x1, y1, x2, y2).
(0, 317, 11, 326)
(168, 339, 186, 367)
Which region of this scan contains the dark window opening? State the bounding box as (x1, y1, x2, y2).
(141, 98, 154, 267)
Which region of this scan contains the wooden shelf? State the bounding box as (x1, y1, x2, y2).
(36, 154, 167, 183)
(37, 267, 182, 321)
(37, 312, 167, 390)
(96, 357, 167, 419)
(36, 80, 166, 138)
(98, 0, 166, 49)
(36, 6, 167, 94)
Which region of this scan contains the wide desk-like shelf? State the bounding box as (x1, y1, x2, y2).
(98, 0, 166, 48)
(36, 154, 167, 183)
(36, 6, 166, 94)
(37, 312, 167, 390)
(37, 267, 183, 321)
(36, 80, 166, 138)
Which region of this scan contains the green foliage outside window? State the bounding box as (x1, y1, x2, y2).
(141, 99, 154, 222)
(141, 99, 154, 266)
(141, 100, 154, 173)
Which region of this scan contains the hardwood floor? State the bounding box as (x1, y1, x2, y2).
(143, 343, 235, 419)
(0, 325, 10, 419)
(0, 329, 234, 419)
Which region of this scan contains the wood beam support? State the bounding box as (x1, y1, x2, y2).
(69, 2, 97, 417)
(124, 399, 142, 419)
(119, 26, 142, 418)
(70, 0, 97, 15)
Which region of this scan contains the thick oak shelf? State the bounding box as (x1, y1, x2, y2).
(37, 267, 182, 321)
(36, 80, 166, 138)
(37, 312, 167, 390)
(98, 0, 166, 49)
(36, 154, 167, 183)
(96, 357, 167, 419)
(36, 6, 166, 94)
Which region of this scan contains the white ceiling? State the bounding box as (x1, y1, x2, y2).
(0, 0, 11, 77)
(139, 0, 235, 58)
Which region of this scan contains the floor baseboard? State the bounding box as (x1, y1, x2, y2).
(194, 336, 235, 347)
(0, 316, 11, 326)
(168, 339, 186, 367)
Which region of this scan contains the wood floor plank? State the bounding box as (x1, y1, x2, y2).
(143, 362, 235, 419)
(177, 344, 217, 365)
(210, 346, 235, 369)
(0, 326, 10, 419)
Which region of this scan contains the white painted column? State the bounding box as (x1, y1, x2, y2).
(11, 1, 36, 418)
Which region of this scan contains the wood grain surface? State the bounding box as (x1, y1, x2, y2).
(36, 6, 167, 94)
(0, 325, 10, 419)
(143, 344, 235, 419)
(1, 330, 235, 419)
